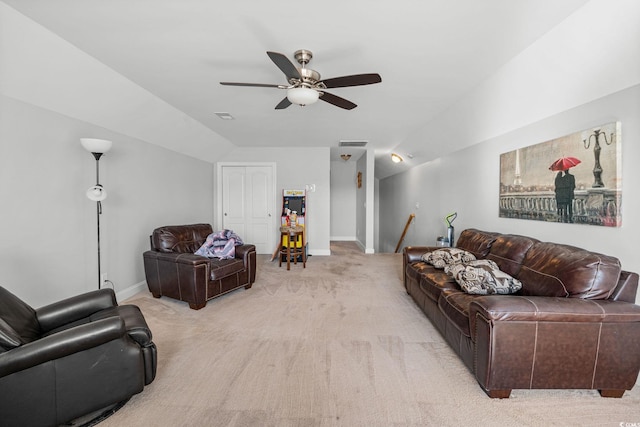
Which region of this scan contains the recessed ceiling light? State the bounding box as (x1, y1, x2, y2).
(391, 153, 403, 163)
(214, 112, 235, 120)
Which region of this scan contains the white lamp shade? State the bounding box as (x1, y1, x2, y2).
(81, 138, 112, 154)
(287, 87, 319, 106)
(86, 185, 107, 201)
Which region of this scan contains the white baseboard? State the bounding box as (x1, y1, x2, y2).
(115, 281, 147, 303)
(330, 236, 356, 241)
(309, 249, 331, 256)
(353, 240, 375, 254)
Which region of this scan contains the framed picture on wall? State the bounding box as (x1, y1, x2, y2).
(499, 122, 621, 227)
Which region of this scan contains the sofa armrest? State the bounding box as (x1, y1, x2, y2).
(36, 289, 117, 333)
(469, 295, 640, 339)
(610, 271, 639, 303)
(403, 246, 438, 264)
(0, 317, 126, 377)
(469, 295, 640, 395)
(403, 246, 438, 283)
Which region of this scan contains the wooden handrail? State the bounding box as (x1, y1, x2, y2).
(395, 213, 415, 253)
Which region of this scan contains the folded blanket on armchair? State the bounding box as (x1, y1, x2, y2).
(194, 229, 244, 259)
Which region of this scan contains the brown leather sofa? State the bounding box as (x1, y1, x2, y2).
(404, 228, 640, 398)
(143, 224, 256, 310)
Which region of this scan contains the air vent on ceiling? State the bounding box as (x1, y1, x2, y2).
(214, 112, 235, 120)
(339, 140, 368, 147)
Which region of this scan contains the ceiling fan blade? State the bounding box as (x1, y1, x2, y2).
(267, 51, 301, 82)
(319, 73, 382, 89)
(275, 97, 292, 110)
(220, 82, 285, 88)
(319, 92, 357, 110)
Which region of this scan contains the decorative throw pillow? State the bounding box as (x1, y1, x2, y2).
(447, 262, 522, 295)
(422, 248, 476, 269)
(444, 259, 499, 275)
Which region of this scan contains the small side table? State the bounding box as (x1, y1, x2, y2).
(279, 225, 306, 270)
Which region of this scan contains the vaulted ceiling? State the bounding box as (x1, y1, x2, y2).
(4, 0, 589, 178)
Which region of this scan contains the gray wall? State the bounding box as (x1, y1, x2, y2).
(330, 160, 357, 240)
(0, 4, 230, 306)
(379, 85, 640, 294)
(0, 96, 214, 306)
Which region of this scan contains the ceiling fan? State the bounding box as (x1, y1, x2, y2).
(220, 50, 382, 110)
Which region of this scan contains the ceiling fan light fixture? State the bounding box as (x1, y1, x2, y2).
(287, 87, 319, 106)
(391, 153, 404, 163)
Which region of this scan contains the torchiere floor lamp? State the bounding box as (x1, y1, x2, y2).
(81, 138, 112, 289)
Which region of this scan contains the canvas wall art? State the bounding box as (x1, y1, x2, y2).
(499, 122, 621, 227)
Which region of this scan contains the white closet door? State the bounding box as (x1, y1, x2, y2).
(222, 165, 274, 253)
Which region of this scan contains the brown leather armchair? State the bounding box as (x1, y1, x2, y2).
(0, 286, 157, 427)
(143, 223, 256, 310)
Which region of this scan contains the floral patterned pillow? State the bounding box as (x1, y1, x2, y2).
(421, 248, 476, 269)
(444, 259, 499, 275)
(447, 261, 522, 295)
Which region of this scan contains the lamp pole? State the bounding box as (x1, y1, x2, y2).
(93, 152, 103, 290)
(81, 138, 112, 290)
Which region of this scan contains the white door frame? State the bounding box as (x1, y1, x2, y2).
(216, 162, 277, 253)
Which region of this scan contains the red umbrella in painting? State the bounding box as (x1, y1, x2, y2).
(549, 156, 581, 171)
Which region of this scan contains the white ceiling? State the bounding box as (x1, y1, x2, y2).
(4, 0, 589, 178)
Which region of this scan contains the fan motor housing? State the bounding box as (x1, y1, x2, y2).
(299, 67, 320, 83)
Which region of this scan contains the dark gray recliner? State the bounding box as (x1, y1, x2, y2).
(0, 286, 157, 427)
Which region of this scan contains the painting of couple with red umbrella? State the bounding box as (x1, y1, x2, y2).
(499, 122, 622, 227)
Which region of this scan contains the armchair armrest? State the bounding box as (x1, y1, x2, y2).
(144, 250, 210, 266)
(36, 288, 117, 333)
(0, 317, 125, 377)
(235, 244, 256, 285)
(235, 244, 256, 265)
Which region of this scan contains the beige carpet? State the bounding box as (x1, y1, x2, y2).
(105, 242, 640, 427)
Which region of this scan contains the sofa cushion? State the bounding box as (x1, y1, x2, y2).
(456, 229, 499, 259)
(405, 261, 432, 282)
(518, 242, 622, 299)
(419, 270, 460, 302)
(446, 260, 523, 295)
(486, 234, 538, 277)
(422, 248, 476, 269)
